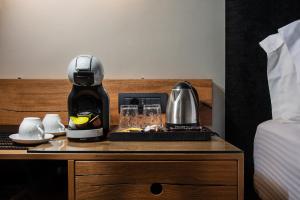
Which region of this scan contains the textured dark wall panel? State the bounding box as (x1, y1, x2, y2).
(226, 0, 300, 199)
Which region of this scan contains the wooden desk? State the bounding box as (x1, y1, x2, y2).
(0, 136, 243, 200)
(0, 79, 236, 199)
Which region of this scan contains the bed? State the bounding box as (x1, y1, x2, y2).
(254, 120, 300, 200)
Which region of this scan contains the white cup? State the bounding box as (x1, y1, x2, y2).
(19, 117, 45, 139)
(42, 114, 65, 133)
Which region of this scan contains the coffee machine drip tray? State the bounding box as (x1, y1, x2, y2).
(66, 129, 104, 141)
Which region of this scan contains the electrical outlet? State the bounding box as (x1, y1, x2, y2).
(118, 93, 168, 113)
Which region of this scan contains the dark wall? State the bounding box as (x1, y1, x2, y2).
(225, 0, 300, 199)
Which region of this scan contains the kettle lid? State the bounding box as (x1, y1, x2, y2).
(173, 81, 193, 89)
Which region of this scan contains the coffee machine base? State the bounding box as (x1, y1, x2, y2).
(66, 129, 105, 142)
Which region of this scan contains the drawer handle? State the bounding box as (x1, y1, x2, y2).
(150, 183, 163, 195)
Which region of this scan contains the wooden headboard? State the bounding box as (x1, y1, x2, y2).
(0, 79, 212, 126)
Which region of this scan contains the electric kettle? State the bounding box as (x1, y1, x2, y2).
(166, 81, 200, 129)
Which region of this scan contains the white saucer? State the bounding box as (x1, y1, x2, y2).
(45, 129, 66, 136)
(9, 133, 54, 145)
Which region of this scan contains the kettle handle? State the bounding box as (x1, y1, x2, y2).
(184, 81, 201, 124)
(183, 81, 200, 107)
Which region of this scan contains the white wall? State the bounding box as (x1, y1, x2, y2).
(0, 0, 225, 135)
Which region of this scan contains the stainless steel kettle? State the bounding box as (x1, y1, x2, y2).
(166, 81, 200, 129)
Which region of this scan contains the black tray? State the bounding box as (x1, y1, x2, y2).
(0, 133, 28, 150)
(108, 128, 214, 141)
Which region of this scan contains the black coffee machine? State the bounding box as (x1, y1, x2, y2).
(67, 55, 109, 141)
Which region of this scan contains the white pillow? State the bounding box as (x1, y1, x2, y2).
(260, 33, 300, 121)
(278, 20, 300, 83)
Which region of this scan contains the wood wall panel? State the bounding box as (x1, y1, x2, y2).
(0, 79, 212, 126)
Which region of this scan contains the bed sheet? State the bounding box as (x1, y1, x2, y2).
(254, 120, 300, 200)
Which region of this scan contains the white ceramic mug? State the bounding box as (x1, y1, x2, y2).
(19, 117, 45, 139)
(42, 114, 65, 133)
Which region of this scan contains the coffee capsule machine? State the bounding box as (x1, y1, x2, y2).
(67, 55, 109, 141)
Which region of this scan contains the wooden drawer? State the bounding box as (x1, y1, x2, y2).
(75, 161, 238, 200)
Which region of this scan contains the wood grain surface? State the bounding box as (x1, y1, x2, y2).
(0, 136, 243, 200)
(76, 184, 237, 200)
(27, 135, 242, 153)
(238, 154, 244, 200)
(75, 161, 238, 200)
(75, 161, 237, 185)
(68, 160, 75, 200)
(0, 79, 212, 126)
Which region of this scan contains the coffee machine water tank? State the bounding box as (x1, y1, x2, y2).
(68, 55, 104, 86)
(66, 55, 110, 141)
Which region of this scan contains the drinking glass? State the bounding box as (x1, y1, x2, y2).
(143, 104, 162, 128)
(119, 105, 139, 128)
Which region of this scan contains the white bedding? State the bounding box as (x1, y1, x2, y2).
(254, 120, 300, 200)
